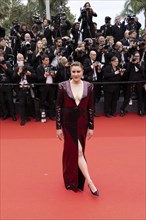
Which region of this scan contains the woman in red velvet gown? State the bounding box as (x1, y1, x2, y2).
(56, 61, 99, 196)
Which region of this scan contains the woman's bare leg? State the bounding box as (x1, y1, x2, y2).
(78, 140, 97, 192)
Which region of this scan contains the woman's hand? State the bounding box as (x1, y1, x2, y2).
(87, 129, 93, 140)
(57, 129, 63, 141)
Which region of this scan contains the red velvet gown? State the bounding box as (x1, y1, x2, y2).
(56, 80, 94, 191)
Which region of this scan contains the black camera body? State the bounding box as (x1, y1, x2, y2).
(12, 20, 20, 34)
(81, 8, 87, 16)
(127, 15, 136, 23)
(132, 57, 136, 62)
(84, 38, 93, 45)
(103, 44, 110, 49)
(32, 14, 42, 25)
(50, 65, 57, 72)
(51, 12, 67, 28)
(21, 66, 29, 77)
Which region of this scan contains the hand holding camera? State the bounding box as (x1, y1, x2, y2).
(25, 70, 31, 76)
(92, 61, 98, 67)
(44, 67, 50, 78)
(130, 55, 137, 63)
(119, 68, 125, 76)
(50, 70, 56, 77)
(44, 71, 50, 78)
(115, 70, 120, 75)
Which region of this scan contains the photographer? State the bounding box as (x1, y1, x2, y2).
(51, 7, 71, 38)
(62, 36, 75, 57)
(71, 22, 82, 48)
(32, 13, 43, 32)
(73, 41, 87, 64)
(20, 23, 30, 41)
(36, 55, 56, 120)
(31, 40, 45, 71)
(50, 38, 66, 66)
(43, 19, 55, 46)
(120, 51, 145, 116)
(0, 53, 16, 121)
(30, 24, 43, 44)
(121, 30, 139, 55)
(59, 18, 72, 38)
(126, 15, 141, 36)
(84, 38, 95, 57)
(20, 33, 36, 65)
(10, 20, 22, 62)
(112, 16, 126, 42)
(78, 2, 97, 40)
(83, 50, 103, 116)
(114, 41, 130, 67)
(96, 44, 113, 67)
(0, 38, 14, 65)
(103, 56, 122, 117)
(100, 16, 113, 38)
(13, 54, 36, 125)
(55, 56, 70, 83)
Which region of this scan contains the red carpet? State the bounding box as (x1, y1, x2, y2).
(0, 114, 145, 219)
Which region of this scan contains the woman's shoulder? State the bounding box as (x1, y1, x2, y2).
(83, 80, 94, 90)
(58, 80, 69, 88)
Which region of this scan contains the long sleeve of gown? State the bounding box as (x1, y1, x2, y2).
(56, 83, 64, 129)
(88, 83, 94, 130)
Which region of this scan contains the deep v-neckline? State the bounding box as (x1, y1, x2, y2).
(69, 80, 84, 106)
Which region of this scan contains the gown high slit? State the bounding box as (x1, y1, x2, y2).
(56, 80, 94, 191)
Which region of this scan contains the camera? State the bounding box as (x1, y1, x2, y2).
(51, 5, 67, 28)
(132, 57, 136, 62)
(21, 66, 29, 76)
(45, 65, 57, 73)
(127, 14, 136, 23)
(32, 14, 42, 25)
(12, 20, 20, 28)
(81, 8, 87, 16)
(84, 38, 93, 45)
(7, 54, 14, 67)
(103, 44, 110, 49)
(123, 46, 130, 50)
(50, 66, 57, 72)
(51, 12, 67, 28)
(12, 20, 20, 34)
(25, 41, 31, 49)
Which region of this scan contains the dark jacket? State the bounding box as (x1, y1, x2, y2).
(103, 64, 121, 92)
(83, 58, 103, 82)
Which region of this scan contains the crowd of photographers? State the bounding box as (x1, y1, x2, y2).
(0, 1, 146, 125)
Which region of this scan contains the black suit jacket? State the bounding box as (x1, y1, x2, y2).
(103, 64, 121, 92)
(4, 46, 13, 61)
(83, 58, 103, 82)
(13, 65, 36, 84)
(36, 64, 56, 83)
